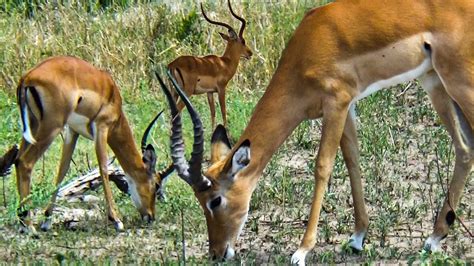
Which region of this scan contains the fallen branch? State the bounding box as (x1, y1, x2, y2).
(57, 159, 130, 201)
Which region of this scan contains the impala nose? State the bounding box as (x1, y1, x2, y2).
(210, 244, 234, 261)
(224, 245, 235, 260)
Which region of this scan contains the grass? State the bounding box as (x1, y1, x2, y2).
(0, 1, 472, 264)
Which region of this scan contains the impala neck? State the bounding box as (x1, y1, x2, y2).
(108, 113, 147, 180)
(221, 42, 242, 72)
(231, 68, 311, 186)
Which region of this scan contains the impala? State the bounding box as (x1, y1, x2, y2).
(160, 0, 473, 263)
(15, 56, 171, 233)
(167, 0, 252, 129)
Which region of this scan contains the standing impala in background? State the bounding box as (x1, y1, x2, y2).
(16, 56, 172, 233)
(158, 0, 473, 264)
(168, 0, 252, 129)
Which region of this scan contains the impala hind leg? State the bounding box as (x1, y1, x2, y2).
(16, 127, 61, 234)
(421, 71, 474, 251)
(95, 125, 123, 231)
(41, 128, 79, 231)
(291, 98, 350, 265)
(217, 88, 227, 128)
(340, 109, 369, 251)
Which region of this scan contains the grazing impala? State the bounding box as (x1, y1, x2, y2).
(16, 56, 171, 233)
(158, 0, 474, 263)
(168, 0, 252, 129)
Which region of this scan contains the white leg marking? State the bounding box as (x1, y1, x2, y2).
(349, 230, 366, 251)
(115, 220, 124, 231)
(424, 234, 443, 252)
(291, 249, 308, 266)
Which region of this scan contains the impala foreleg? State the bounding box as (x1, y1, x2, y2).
(340, 110, 369, 251)
(207, 92, 216, 129)
(176, 100, 186, 114)
(218, 88, 227, 128)
(95, 125, 123, 231)
(421, 71, 474, 251)
(41, 128, 79, 231)
(291, 98, 350, 265)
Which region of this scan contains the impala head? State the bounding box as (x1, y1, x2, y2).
(131, 110, 165, 222)
(157, 71, 252, 260)
(201, 0, 253, 60)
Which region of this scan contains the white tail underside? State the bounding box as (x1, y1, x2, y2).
(22, 103, 37, 145)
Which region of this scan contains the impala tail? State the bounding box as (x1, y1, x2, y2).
(17, 83, 43, 145)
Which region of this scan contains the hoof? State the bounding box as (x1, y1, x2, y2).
(424, 235, 444, 252)
(350, 246, 363, 254)
(114, 220, 124, 231)
(291, 249, 308, 266)
(40, 218, 53, 231)
(348, 231, 366, 252)
(142, 214, 155, 224)
(423, 243, 433, 253)
(19, 224, 38, 237)
(157, 191, 167, 202)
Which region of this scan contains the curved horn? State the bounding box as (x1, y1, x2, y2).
(155, 71, 192, 185)
(201, 3, 236, 35)
(227, 0, 246, 38)
(141, 110, 163, 152)
(167, 69, 210, 192)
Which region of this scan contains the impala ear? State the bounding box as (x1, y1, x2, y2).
(142, 144, 157, 177)
(219, 32, 231, 41)
(211, 124, 232, 163)
(230, 139, 250, 177)
(228, 30, 237, 40)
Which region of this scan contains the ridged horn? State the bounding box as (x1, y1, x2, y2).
(227, 0, 246, 39)
(201, 2, 236, 36)
(166, 70, 211, 192)
(155, 71, 192, 185)
(141, 110, 163, 152)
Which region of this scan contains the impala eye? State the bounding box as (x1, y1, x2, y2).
(210, 196, 222, 209)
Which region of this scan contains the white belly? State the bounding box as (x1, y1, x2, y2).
(352, 57, 432, 104)
(66, 112, 95, 140)
(195, 85, 217, 94)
